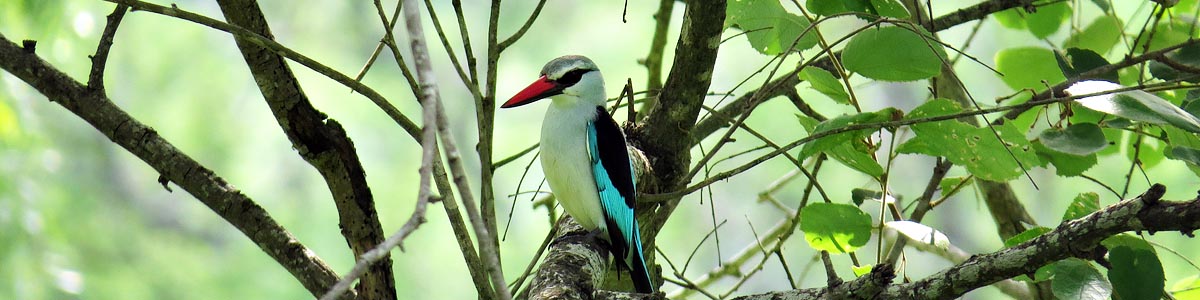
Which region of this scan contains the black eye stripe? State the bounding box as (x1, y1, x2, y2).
(555, 69, 593, 86)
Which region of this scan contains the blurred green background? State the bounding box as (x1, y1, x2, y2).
(2, 1, 1198, 299)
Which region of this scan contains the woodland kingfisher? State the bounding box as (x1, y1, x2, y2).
(501, 55, 654, 293)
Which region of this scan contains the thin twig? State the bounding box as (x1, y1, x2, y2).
(88, 4, 129, 93)
(405, 0, 512, 297)
(318, 25, 444, 296)
(100, 0, 423, 141)
(497, 0, 548, 51)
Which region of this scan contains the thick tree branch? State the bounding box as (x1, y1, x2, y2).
(526, 218, 664, 300)
(734, 184, 1199, 300)
(629, 0, 726, 239)
(211, 0, 394, 298)
(0, 34, 349, 299)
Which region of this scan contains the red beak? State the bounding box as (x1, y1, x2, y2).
(502, 75, 563, 108)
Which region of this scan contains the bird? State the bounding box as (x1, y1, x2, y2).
(501, 55, 654, 293)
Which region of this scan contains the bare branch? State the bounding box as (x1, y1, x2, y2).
(408, 0, 511, 297)
(0, 33, 349, 299)
(87, 4, 128, 92)
(497, 0, 548, 51)
(100, 0, 422, 140)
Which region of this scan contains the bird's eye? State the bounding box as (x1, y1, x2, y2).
(556, 69, 591, 86)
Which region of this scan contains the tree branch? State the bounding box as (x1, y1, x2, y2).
(734, 184, 1199, 300)
(87, 4, 128, 93)
(99, 0, 422, 140)
(629, 0, 726, 239)
(211, 0, 394, 298)
(0, 33, 349, 299)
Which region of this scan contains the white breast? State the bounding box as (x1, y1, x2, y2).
(540, 102, 606, 231)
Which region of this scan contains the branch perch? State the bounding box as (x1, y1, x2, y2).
(732, 184, 1199, 300)
(0, 33, 349, 299)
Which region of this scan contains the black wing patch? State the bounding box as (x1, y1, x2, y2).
(592, 106, 636, 207)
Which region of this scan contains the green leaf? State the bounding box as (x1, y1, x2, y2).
(1032, 141, 1098, 177)
(799, 67, 850, 104)
(938, 176, 973, 197)
(827, 143, 884, 177)
(727, 0, 819, 55)
(1039, 123, 1108, 155)
(1066, 80, 1200, 133)
(1089, 0, 1111, 10)
(994, 8, 1027, 29)
(1149, 43, 1200, 83)
(1104, 236, 1165, 300)
(1063, 192, 1100, 221)
(1026, 1, 1071, 38)
(1172, 275, 1200, 300)
(799, 109, 895, 159)
(884, 221, 950, 252)
(896, 99, 1041, 181)
(806, 0, 871, 16)
(1051, 258, 1113, 300)
(996, 47, 1067, 91)
(851, 265, 873, 277)
(796, 114, 820, 133)
(1134, 19, 1198, 53)
(1054, 48, 1119, 82)
(800, 203, 872, 253)
(868, 0, 909, 19)
(1167, 146, 1200, 166)
(1004, 227, 1051, 248)
(842, 26, 948, 81)
(850, 188, 883, 206)
(1065, 15, 1123, 54)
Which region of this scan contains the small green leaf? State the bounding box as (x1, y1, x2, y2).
(1039, 123, 1108, 155)
(1032, 141, 1098, 177)
(850, 188, 883, 206)
(1171, 275, 1200, 300)
(799, 109, 895, 159)
(868, 0, 909, 18)
(1062, 192, 1100, 221)
(727, 0, 819, 55)
(842, 26, 948, 81)
(800, 203, 872, 254)
(799, 67, 850, 104)
(1066, 80, 1200, 133)
(806, 0, 871, 16)
(938, 176, 973, 197)
(827, 143, 884, 177)
(1149, 43, 1200, 83)
(1026, 1, 1071, 38)
(885, 221, 950, 252)
(1104, 236, 1164, 300)
(1004, 227, 1051, 248)
(993, 8, 1027, 29)
(1051, 258, 1113, 300)
(1167, 146, 1200, 166)
(796, 114, 820, 133)
(996, 47, 1067, 91)
(897, 99, 1041, 181)
(1065, 15, 1123, 54)
(1088, 0, 1111, 11)
(1134, 19, 1198, 53)
(1054, 48, 1119, 82)
(852, 264, 874, 277)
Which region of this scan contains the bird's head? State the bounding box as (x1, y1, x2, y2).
(501, 55, 605, 109)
